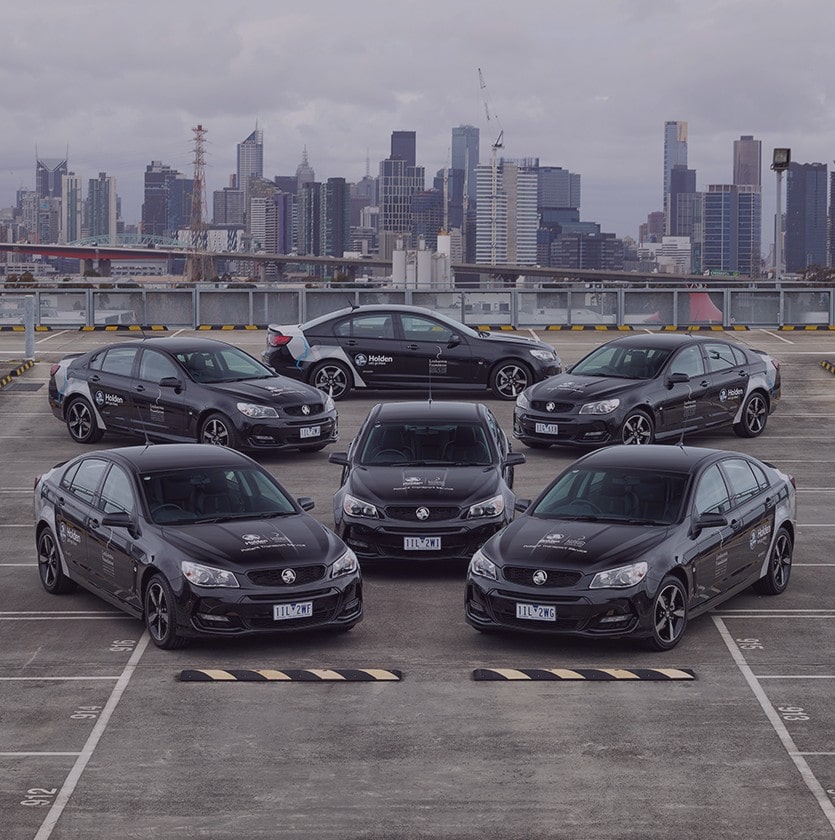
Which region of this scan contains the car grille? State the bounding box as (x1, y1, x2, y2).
(284, 403, 326, 417)
(247, 566, 327, 586)
(384, 506, 461, 522)
(503, 566, 583, 587)
(531, 400, 574, 413)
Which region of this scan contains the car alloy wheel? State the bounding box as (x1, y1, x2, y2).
(66, 398, 104, 444)
(199, 413, 237, 449)
(753, 527, 792, 595)
(647, 575, 688, 651)
(620, 410, 654, 445)
(311, 361, 351, 400)
(491, 362, 531, 400)
(734, 392, 768, 438)
(37, 528, 75, 594)
(144, 575, 186, 650)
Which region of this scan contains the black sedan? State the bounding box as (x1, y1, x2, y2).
(514, 333, 781, 448)
(262, 304, 562, 400)
(328, 400, 525, 563)
(34, 444, 362, 648)
(49, 336, 338, 452)
(466, 445, 795, 649)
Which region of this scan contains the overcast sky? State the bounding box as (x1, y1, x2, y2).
(2, 0, 833, 243)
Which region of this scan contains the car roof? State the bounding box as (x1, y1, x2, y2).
(85, 443, 253, 472)
(302, 304, 463, 328)
(604, 333, 730, 349)
(571, 444, 738, 473)
(94, 336, 239, 355)
(369, 401, 486, 422)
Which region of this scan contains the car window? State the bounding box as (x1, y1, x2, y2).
(400, 315, 454, 343)
(571, 344, 671, 379)
(335, 315, 395, 340)
(721, 458, 765, 506)
(359, 422, 492, 465)
(66, 458, 109, 505)
(669, 345, 706, 378)
(138, 350, 180, 383)
(704, 342, 738, 373)
(693, 464, 732, 516)
(100, 465, 136, 515)
(100, 347, 138, 376)
(485, 410, 506, 455)
(59, 461, 81, 492)
(175, 346, 270, 383)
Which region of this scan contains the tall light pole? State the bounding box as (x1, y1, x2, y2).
(771, 148, 791, 280)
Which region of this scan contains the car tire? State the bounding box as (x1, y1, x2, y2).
(646, 575, 688, 651)
(490, 361, 532, 400)
(199, 413, 238, 449)
(65, 397, 104, 444)
(37, 527, 76, 594)
(520, 438, 552, 449)
(620, 409, 655, 445)
(310, 361, 352, 400)
(144, 574, 187, 650)
(733, 391, 768, 438)
(753, 526, 792, 595)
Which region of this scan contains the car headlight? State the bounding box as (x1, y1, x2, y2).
(579, 398, 620, 415)
(589, 561, 648, 589)
(181, 560, 240, 588)
(516, 391, 530, 409)
(468, 495, 505, 518)
(330, 547, 359, 578)
(343, 494, 379, 518)
(529, 349, 557, 362)
(469, 548, 498, 580)
(237, 402, 279, 418)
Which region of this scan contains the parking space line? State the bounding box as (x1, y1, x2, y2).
(0, 616, 133, 621)
(0, 676, 119, 681)
(756, 675, 835, 679)
(713, 617, 835, 830)
(33, 631, 151, 840)
(0, 752, 81, 757)
(36, 331, 68, 343)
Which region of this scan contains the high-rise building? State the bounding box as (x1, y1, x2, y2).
(785, 162, 828, 272)
(296, 148, 315, 190)
(60, 173, 83, 244)
(733, 135, 762, 188)
(237, 127, 263, 201)
(390, 131, 416, 168)
(36, 155, 68, 201)
(141, 161, 192, 238)
(378, 154, 425, 259)
(212, 187, 245, 226)
(702, 184, 761, 277)
(321, 177, 349, 258)
(451, 125, 479, 209)
(667, 166, 697, 236)
(663, 121, 688, 214)
(475, 160, 538, 266)
(86, 172, 117, 244)
(829, 171, 835, 268)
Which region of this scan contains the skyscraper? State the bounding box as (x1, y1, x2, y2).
(667, 166, 697, 236)
(296, 147, 315, 190)
(390, 131, 416, 168)
(451, 125, 479, 210)
(86, 172, 117, 244)
(36, 155, 68, 200)
(237, 126, 263, 199)
(378, 153, 425, 259)
(702, 184, 761, 277)
(142, 161, 192, 238)
(60, 173, 83, 244)
(785, 162, 828, 272)
(663, 121, 688, 212)
(733, 135, 762, 188)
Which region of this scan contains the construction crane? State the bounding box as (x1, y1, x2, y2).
(478, 68, 504, 266)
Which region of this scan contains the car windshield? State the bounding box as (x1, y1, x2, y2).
(532, 466, 688, 525)
(358, 422, 493, 466)
(141, 466, 297, 525)
(570, 345, 672, 380)
(174, 346, 273, 383)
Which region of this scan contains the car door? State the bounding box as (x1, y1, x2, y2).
(87, 345, 141, 432)
(87, 463, 142, 610)
(54, 457, 110, 583)
(397, 312, 476, 387)
(717, 457, 777, 585)
(656, 344, 709, 437)
(333, 313, 402, 386)
(702, 341, 750, 427)
(132, 347, 188, 439)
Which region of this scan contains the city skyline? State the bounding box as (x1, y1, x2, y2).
(1, 0, 833, 241)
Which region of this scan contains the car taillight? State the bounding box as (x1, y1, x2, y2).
(49, 364, 61, 377)
(268, 333, 292, 347)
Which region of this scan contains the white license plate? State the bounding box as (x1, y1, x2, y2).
(535, 422, 559, 435)
(516, 603, 557, 621)
(299, 426, 320, 439)
(404, 536, 441, 550)
(273, 601, 313, 620)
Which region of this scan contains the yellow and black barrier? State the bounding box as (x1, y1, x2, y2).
(780, 325, 835, 331)
(0, 324, 51, 332)
(196, 324, 266, 331)
(79, 324, 168, 332)
(820, 360, 835, 375)
(0, 359, 36, 388)
(660, 325, 748, 332)
(472, 667, 695, 681)
(546, 325, 632, 331)
(179, 668, 402, 682)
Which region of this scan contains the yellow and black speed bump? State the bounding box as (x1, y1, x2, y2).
(80, 324, 167, 331)
(545, 324, 632, 331)
(0, 324, 51, 331)
(781, 324, 835, 331)
(472, 324, 516, 331)
(661, 325, 748, 332)
(179, 668, 402, 682)
(0, 359, 36, 389)
(196, 324, 267, 331)
(821, 360, 835, 375)
(472, 667, 695, 681)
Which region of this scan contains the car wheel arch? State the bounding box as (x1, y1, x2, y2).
(489, 358, 533, 399)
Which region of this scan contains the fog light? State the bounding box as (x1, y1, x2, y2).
(196, 613, 230, 624)
(598, 614, 630, 624)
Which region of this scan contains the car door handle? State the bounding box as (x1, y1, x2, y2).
(764, 496, 774, 509)
(345, 340, 358, 347)
(729, 518, 742, 531)
(134, 385, 145, 393)
(89, 518, 100, 530)
(698, 379, 709, 388)
(90, 375, 101, 383)
(406, 344, 419, 351)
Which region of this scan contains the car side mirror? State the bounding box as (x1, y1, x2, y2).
(515, 498, 532, 512)
(447, 334, 462, 348)
(102, 511, 140, 539)
(690, 511, 727, 538)
(328, 452, 349, 466)
(296, 496, 315, 511)
(504, 452, 526, 467)
(667, 372, 689, 389)
(159, 376, 183, 393)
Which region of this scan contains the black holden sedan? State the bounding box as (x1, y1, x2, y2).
(465, 445, 795, 650)
(34, 444, 362, 648)
(328, 400, 525, 564)
(514, 332, 781, 448)
(48, 336, 338, 452)
(262, 304, 562, 400)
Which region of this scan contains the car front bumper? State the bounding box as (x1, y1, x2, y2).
(513, 408, 620, 447)
(239, 413, 338, 450)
